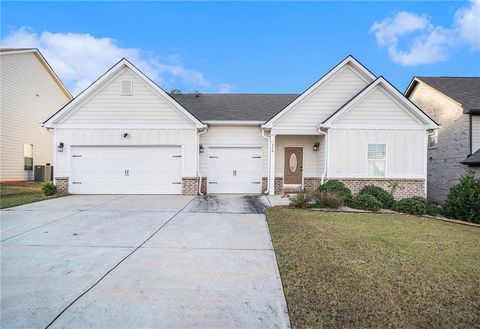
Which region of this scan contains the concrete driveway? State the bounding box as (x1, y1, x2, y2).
(0, 194, 290, 328)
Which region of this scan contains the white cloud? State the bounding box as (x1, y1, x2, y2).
(455, 0, 480, 49)
(0, 27, 217, 95)
(370, 0, 480, 66)
(216, 83, 234, 93)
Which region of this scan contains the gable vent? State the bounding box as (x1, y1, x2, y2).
(121, 80, 133, 95)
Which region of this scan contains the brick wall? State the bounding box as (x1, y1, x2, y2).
(199, 177, 207, 194)
(274, 177, 283, 194)
(262, 177, 268, 194)
(304, 177, 321, 192)
(55, 177, 69, 196)
(334, 178, 425, 200)
(182, 177, 199, 196)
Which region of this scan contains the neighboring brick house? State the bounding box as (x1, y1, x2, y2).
(406, 77, 480, 203)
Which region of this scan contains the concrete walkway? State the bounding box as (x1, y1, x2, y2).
(1, 195, 290, 328)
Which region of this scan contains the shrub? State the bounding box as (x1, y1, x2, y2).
(442, 171, 480, 223)
(408, 196, 442, 216)
(358, 185, 395, 209)
(314, 190, 345, 209)
(347, 194, 382, 212)
(393, 198, 426, 216)
(289, 193, 311, 209)
(41, 181, 56, 196)
(318, 180, 352, 202)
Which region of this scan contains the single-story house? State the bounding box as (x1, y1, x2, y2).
(0, 48, 72, 181)
(44, 56, 438, 197)
(405, 77, 480, 203)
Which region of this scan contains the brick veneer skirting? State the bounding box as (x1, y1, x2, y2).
(304, 177, 321, 192)
(200, 177, 207, 194)
(274, 177, 284, 194)
(334, 178, 425, 200)
(55, 177, 69, 196)
(182, 177, 199, 196)
(262, 177, 268, 194)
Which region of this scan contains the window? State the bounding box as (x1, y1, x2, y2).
(428, 130, 438, 149)
(367, 144, 386, 177)
(120, 80, 133, 95)
(24, 144, 33, 170)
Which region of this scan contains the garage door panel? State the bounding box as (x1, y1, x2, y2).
(70, 146, 182, 194)
(207, 147, 262, 194)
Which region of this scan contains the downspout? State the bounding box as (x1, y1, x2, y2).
(317, 127, 328, 185)
(197, 125, 208, 195)
(261, 128, 270, 194)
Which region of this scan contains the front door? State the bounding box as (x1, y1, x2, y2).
(284, 147, 303, 185)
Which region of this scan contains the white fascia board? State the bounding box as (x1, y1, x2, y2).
(270, 127, 321, 135)
(44, 58, 205, 129)
(54, 123, 197, 129)
(203, 120, 264, 126)
(263, 56, 376, 128)
(322, 77, 439, 129)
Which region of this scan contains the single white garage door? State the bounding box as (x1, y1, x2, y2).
(70, 146, 182, 194)
(207, 147, 263, 194)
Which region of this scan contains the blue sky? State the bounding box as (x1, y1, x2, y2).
(2, 1, 479, 95)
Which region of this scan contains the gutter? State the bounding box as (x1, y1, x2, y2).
(317, 127, 328, 184)
(197, 125, 208, 195)
(261, 128, 270, 194)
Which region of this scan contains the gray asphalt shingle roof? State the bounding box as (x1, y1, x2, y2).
(417, 77, 480, 113)
(170, 93, 299, 121)
(461, 149, 480, 166)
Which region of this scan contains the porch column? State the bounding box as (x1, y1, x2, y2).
(269, 134, 276, 195)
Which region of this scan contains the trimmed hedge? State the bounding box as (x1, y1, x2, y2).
(318, 180, 352, 202)
(348, 194, 382, 212)
(315, 190, 345, 209)
(393, 198, 426, 216)
(358, 185, 395, 209)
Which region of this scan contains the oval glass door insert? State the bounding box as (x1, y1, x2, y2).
(289, 153, 298, 173)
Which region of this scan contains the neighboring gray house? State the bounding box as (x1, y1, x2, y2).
(406, 77, 480, 203)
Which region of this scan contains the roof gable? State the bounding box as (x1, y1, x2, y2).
(0, 48, 72, 100)
(322, 77, 439, 129)
(44, 58, 204, 128)
(263, 55, 376, 128)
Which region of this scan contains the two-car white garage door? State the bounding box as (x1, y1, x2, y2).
(70, 146, 182, 194)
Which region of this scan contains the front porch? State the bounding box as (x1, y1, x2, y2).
(268, 132, 326, 195)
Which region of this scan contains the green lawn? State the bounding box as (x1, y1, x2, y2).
(0, 182, 56, 209)
(266, 207, 480, 329)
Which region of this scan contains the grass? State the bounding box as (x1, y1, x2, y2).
(266, 207, 480, 329)
(0, 182, 56, 209)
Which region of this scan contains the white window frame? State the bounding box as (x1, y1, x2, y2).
(428, 129, 438, 149)
(120, 79, 133, 96)
(23, 143, 33, 171)
(367, 143, 387, 177)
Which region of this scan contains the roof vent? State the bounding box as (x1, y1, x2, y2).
(121, 80, 133, 95)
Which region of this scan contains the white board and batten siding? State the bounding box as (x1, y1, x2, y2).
(472, 115, 480, 152)
(54, 65, 198, 194)
(328, 128, 426, 179)
(275, 64, 371, 129)
(61, 68, 194, 126)
(333, 86, 424, 125)
(0, 51, 70, 180)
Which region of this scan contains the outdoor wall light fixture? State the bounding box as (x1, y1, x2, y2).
(313, 142, 320, 152)
(199, 144, 205, 153)
(57, 142, 64, 152)
(123, 133, 129, 138)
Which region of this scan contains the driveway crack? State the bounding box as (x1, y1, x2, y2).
(43, 196, 196, 329)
